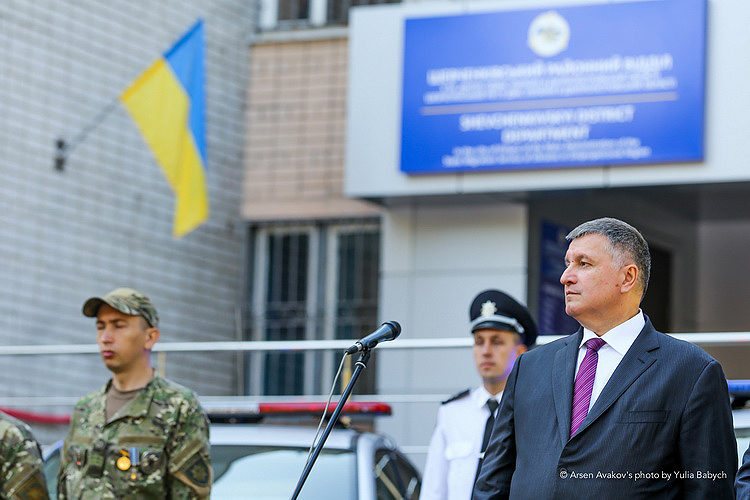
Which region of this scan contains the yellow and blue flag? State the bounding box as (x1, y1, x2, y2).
(121, 20, 208, 238)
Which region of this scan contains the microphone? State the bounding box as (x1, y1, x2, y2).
(345, 321, 401, 354)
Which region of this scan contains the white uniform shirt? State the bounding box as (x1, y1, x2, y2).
(420, 386, 501, 500)
(574, 310, 644, 411)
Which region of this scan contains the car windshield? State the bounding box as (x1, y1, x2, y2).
(44, 444, 357, 499)
(212, 445, 357, 499)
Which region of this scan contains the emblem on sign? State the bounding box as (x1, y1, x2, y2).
(527, 11, 570, 57)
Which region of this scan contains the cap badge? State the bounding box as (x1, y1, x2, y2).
(480, 300, 497, 318)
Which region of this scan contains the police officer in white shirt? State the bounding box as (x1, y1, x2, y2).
(420, 290, 537, 500)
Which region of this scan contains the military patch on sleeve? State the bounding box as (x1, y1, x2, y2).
(181, 453, 211, 488)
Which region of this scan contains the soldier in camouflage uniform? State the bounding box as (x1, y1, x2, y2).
(0, 411, 50, 499)
(57, 288, 211, 499)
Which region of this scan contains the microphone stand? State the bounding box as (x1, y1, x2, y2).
(290, 349, 372, 500)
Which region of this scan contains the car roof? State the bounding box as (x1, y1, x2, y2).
(209, 423, 362, 451)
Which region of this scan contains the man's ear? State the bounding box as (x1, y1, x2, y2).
(620, 264, 639, 293)
(516, 343, 528, 356)
(144, 327, 160, 350)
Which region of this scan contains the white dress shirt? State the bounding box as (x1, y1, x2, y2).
(420, 386, 501, 500)
(574, 310, 645, 411)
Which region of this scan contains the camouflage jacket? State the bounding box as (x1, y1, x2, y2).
(0, 411, 49, 500)
(57, 376, 211, 500)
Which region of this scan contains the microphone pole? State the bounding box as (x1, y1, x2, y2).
(290, 348, 372, 500)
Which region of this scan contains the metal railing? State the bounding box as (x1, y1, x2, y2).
(1, 332, 749, 357)
(1, 333, 748, 402)
(2, 333, 749, 453)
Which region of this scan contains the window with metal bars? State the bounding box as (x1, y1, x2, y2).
(246, 221, 381, 396)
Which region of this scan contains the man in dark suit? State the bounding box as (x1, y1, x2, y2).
(472, 217, 737, 500)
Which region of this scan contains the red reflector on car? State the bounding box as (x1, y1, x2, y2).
(0, 407, 71, 425)
(258, 401, 392, 416)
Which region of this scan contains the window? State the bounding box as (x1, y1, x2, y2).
(260, 0, 400, 30)
(263, 232, 310, 395)
(374, 450, 421, 500)
(245, 220, 381, 396)
(326, 0, 400, 26)
(393, 453, 421, 500)
(278, 0, 310, 24)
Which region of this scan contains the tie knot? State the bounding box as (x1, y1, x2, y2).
(487, 399, 499, 413)
(585, 337, 606, 352)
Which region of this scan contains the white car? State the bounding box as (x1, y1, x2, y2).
(43, 402, 421, 500)
(209, 422, 420, 499)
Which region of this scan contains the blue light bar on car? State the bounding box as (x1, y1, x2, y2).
(728, 380, 750, 395)
(728, 380, 750, 409)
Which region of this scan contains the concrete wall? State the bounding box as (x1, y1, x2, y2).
(375, 200, 527, 468)
(0, 0, 253, 441)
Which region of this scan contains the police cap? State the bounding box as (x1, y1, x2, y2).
(469, 289, 537, 347)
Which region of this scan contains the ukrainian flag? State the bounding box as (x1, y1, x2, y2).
(121, 20, 208, 238)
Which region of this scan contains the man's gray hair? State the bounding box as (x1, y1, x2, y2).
(566, 217, 651, 297)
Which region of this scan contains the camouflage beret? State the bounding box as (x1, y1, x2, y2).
(82, 287, 159, 328)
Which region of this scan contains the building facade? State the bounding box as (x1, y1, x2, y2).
(241, 4, 385, 398)
(3, 0, 749, 476)
(0, 0, 253, 440)
(345, 0, 750, 468)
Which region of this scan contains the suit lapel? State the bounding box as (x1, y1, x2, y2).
(552, 329, 582, 446)
(574, 321, 660, 436)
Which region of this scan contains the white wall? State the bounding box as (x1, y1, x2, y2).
(346, 0, 750, 198)
(375, 200, 527, 469)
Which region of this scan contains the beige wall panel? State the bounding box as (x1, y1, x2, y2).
(243, 39, 380, 220)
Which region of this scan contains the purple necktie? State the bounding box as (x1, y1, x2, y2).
(570, 337, 607, 437)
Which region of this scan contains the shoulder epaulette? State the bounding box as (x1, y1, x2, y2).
(442, 388, 471, 405)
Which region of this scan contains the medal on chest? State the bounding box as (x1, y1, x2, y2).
(116, 447, 140, 479)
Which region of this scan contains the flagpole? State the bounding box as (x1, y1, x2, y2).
(55, 96, 120, 171)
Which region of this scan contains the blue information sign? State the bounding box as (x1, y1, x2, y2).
(400, 0, 707, 174)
